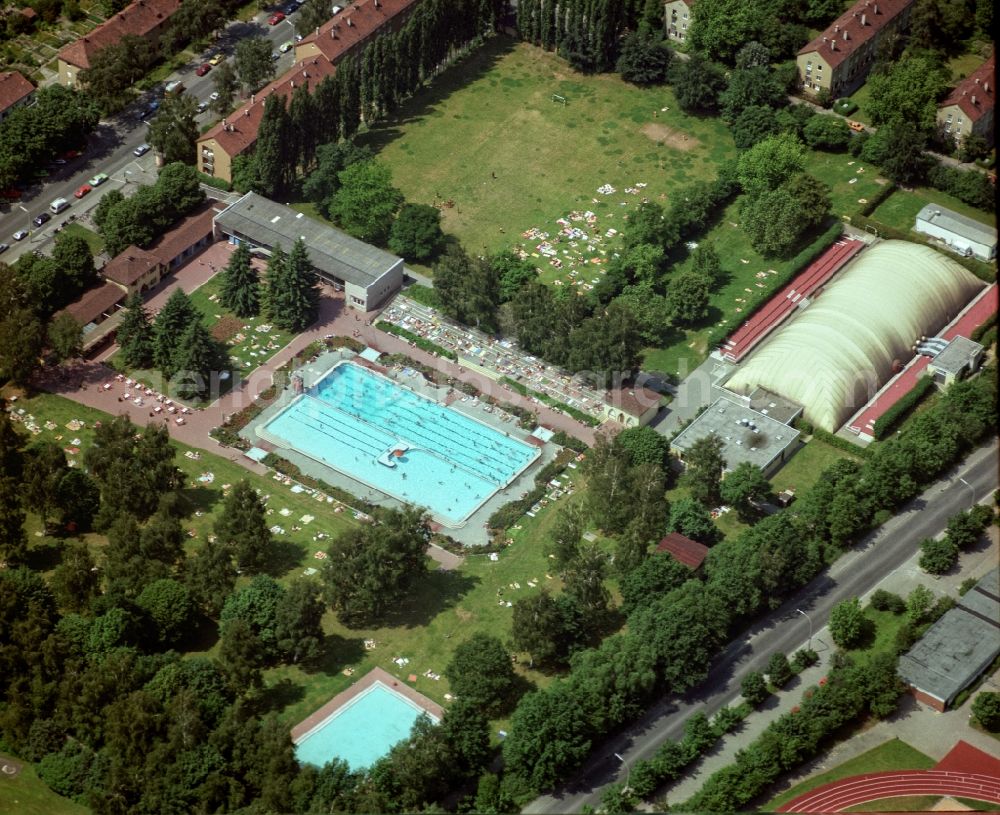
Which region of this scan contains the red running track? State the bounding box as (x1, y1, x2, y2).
(846, 282, 998, 437)
(778, 770, 1000, 812)
(721, 238, 865, 363)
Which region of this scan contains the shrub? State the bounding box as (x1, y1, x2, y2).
(871, 376, 934, 439)
(833, 98, 857, 116)
(790, 648, 819, 672)
(971, 691, 1000, 731)
(870, 589, 905, 614)
(741, 671, 769, 706)
(712, 704, 748, 735)
(829, 598, 866, 648)
(919, 536, 958, 575)
(766, 652, 792, 687)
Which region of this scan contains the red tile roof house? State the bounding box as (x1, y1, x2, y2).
(56, 0, 182, 88)
(53, 281, 128, 356)
(796, 0, 915, 99)
(0, 70, 36, 122)
(937, 52, 995, 147)
(197, 0, 423, 183)
(656, 533, 709, 570)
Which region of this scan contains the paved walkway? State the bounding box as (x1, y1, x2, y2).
(653, 523, 999, 809)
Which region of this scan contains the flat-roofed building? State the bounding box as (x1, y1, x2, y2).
(796, 0, 915, 98)
(915, 203, 998, 262)
(213, 192, 403, 311)
(937, 52, 994, 147)
(670, 396, 800, 478)
(899, 568, 1000, 712)
(0, 71, 35, 121)
(927, 335, 985, 386)
(56, 0, 182, 88)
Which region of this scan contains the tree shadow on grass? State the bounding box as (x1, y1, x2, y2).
(179, 484, 222, 516)
(263, 538, 307, 578)
(258, 677, 306, 715)
(25, 537, 64, 572)
(301, 633, 367, 677)
(181, 612, 220, 653)
(378, 569, 481, 630)
(355, 35, 519, 156)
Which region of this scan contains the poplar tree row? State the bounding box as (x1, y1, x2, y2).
(234, 0, 505, 198)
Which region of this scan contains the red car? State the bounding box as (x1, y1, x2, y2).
(196, 62, 212, 76)
(74, 184, 92, 199)
(268, 11, 285, 24)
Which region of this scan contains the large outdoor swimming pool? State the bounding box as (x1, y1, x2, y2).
(262, 362, 539, 526)
(294, 681, 437, 770)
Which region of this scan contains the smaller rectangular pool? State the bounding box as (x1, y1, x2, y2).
(294, 680, 439, 771)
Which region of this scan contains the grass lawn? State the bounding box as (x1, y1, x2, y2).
(767, 738, 936, 810)
(947, 52, 988, 81)
(60, 221, 104, 255)
(770, 437, 862, 495)
(871, 186, 996, 232)
(0, 761, 88, 815)
(801, 150, 887, 217)
(357, 36, 735, 259)
(843, 606, 909, 667)
(186, 273, 296, 377)
(664, 482, 749, 544)
(845, 83, 873, 126)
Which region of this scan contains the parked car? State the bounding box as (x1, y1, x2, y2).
(74, 184, 92, 199)
(60, 150, 81, 160)
(209, 91, 220, 101)
(209, 53, 225, 65)
(196, 63, 212, 76)
(12, 230, 28, 241)
(133, 143, 151, 157)
(271, 51, 280, 61)
(196, 100, 209, 113)
(268, 11, 285, 23)
(88, 172, 109, 187)
(0, 243, 9, 253)
(279, 40, 293, 53)
(33, 212, 51, 227)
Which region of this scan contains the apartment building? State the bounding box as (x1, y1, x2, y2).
(664, 0, 693, 42)
(198, 0, 422, 183)
(0, 71, 36, 121)
(796, 0, 914, 99)
(57, 0, 182, 87)
(937, 52, 994, 147)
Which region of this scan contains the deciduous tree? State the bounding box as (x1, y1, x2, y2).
(147, 93, 200, 166)
(445, 633, 519, 716)
(829, 597, 865, 648)
(328, 159, 404, 245)
(680, 434, 725, 506)
(388, 203, 444, 262)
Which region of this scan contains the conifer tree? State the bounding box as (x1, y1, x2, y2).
(267, 238, 319, 332)
(214, 479, 274, 574)
(152, 289, 198, 374)
(172, 321, 223, 400)
(219, 243, 260, 318)
(116, 292, 154, 368)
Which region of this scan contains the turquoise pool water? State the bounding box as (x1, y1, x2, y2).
(263, 362, 538, 525)
(295, 682, 436, 770)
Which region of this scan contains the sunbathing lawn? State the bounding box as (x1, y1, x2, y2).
(770, 437, 862, 496)
(871, 186, 996, 232)
(801, 151, 887, 217)
(186, 273, 296, 377)
(9, 393, 357, 581)
(356, 36, 735, 260)
(767, 738, 936, 810)
(0, 761, 88, 815)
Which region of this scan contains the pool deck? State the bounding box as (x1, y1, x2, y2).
(291, 666, 444, 743)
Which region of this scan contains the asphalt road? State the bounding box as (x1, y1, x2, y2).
(525, 437, 999, 814)
(0, 3, 302, 259)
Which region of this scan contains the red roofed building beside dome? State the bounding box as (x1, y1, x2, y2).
(796, 0, 915, 98)
(937, 52, 994, 147)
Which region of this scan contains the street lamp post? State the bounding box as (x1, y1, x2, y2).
(613, 752, 631, 794)
(958, 477, 975, 507)
(796, 608, 813, 650)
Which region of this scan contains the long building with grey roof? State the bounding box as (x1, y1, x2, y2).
(898, 567, 1000, 711)
(213, 192, 403, 311)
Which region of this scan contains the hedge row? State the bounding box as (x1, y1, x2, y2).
(500, 377, 601, 427)
(794, 422, 873, 458)
(926, 161, 996, 212)
(858, 180, 896, 216)
(376, 321, 458, 360)
(196, 171, 232, 192)
(871, 375, 934, 439)
(971, 312, 997, 343)
(260, 452, 376, 514)
(707, 221, 845, 351)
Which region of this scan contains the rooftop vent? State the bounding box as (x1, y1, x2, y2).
(270, 215, 281, 224)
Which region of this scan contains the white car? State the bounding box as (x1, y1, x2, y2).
(133, 143, 151, 157)
(13, 230, 29, 241)
(209, 91, 220, 102)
